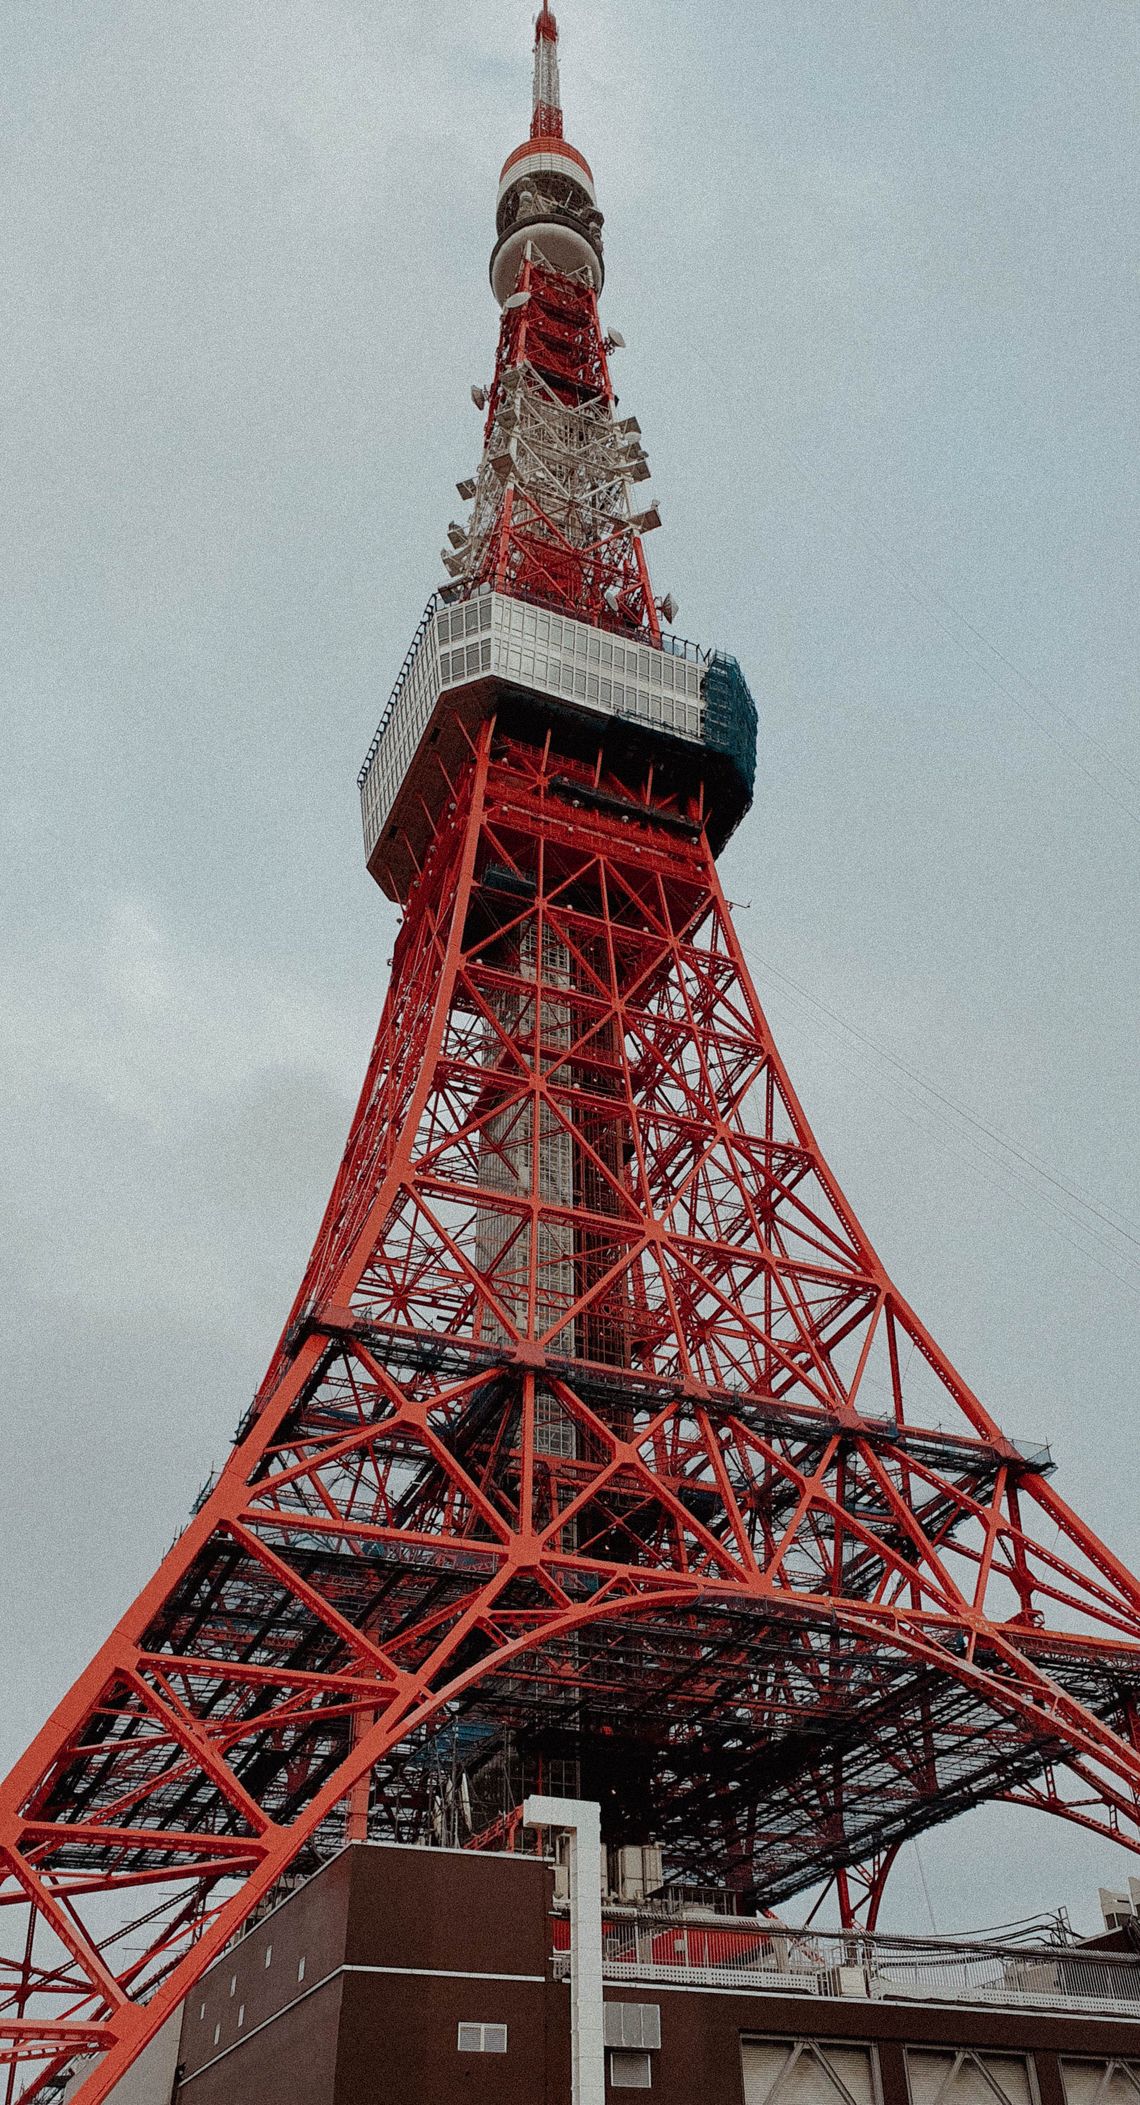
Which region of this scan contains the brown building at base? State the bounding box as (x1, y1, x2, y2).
(158, 1842, 1140, 2105)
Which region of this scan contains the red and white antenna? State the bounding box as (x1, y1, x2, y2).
(440, 5, 664, 636)
(532, 4, 563, 139)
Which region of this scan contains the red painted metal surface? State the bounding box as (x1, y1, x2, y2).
(499, 134, 592, 182)
(478, 0, 658, 638)
(474, 251, 660, 639)
(2, 726, 1138, 2101)
(531, 4, 565, 141)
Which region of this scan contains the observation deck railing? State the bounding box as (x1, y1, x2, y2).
(550, 1910, 1140, 2017)
(357, 586, 757, 870)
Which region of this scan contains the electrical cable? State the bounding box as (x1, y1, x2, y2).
(912, 1837, 939, 1936)
(747, 944, 1140, 1258)
(742, 949, 1140, 1301)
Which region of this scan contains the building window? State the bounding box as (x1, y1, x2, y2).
(605, 2005, 662, 2052)
(457, 2023, 508, 2054)
(264, 1943, 273, 1969)
(611, 2048, 653, 2089)
(237, 2005, 244, 2030)
(1063, 2063, 1140, 2105)
(212, 2023, 220, 2047)
(198, 2002, 205, 2022)
(908, 2052, 1035, 2105)
(229, 1973, 237, 1998)
(743, 2039, 878, 2105)
(297, 1955, 306, 1983)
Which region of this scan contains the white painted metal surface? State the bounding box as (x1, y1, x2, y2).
(497, 147, 598, 209)
(524, 1796, 605, 2105)
(359, 590, 706, 864)
(491, 219, 602, 302)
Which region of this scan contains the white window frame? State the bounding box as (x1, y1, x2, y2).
(457, 2022, 508, 2054)
(610, 2047, 653, 2089)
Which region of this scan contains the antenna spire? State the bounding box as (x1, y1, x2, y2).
(532, 5, 563, 139)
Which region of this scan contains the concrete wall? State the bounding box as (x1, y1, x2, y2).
(62, 2014, 182, 2105)
(161, 1843, 1140, 2105)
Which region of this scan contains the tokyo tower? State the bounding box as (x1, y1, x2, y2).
(3, 10, 1139, 2102)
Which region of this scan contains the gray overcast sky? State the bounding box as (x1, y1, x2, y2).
(2, 0, 1138, 1938)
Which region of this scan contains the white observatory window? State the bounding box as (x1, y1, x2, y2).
(457, 2022, 508, 2054)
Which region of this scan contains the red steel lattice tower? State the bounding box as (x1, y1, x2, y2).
(3, 13, 1140, 2101)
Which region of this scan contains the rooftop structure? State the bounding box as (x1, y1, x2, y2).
(94, 1842, 1140, 2105)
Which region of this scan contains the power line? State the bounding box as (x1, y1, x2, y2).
(751, 947, 1140, 1256)
(913, 1838, 939, 1936)
(743, 946, 1140, 1299)
(764, 988, 1140, 1299)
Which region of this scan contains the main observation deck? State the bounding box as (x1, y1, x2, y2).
(359, 589, 758, 899)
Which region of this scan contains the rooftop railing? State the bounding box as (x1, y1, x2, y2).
(357, 592, 441, 791)
(550, 1910, 1140, 2017)
(358, 587, 760, 881)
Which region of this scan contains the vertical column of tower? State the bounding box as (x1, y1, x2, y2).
(447, 4, 662, 637)
(532, 4, 564, 139)
(465, 1, 655, 1455)
(571, 879, 635, 1376)
(474, 900, 577, 1376)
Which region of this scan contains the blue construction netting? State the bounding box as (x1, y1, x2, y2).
(702, 651, 758, 804)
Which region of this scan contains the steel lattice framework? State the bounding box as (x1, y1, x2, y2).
(450, 256, 659, 633)
(2, 10, 1138, 2104)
